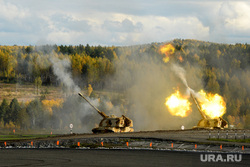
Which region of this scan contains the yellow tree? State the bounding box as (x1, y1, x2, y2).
(70, 53, 85, 77)
(0, 49, 17, 80)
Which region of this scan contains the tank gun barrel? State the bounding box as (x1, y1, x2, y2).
(78, 93, 108, 118)
(190, 93, 207, 119)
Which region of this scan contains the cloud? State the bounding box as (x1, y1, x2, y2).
(0, 0, 30, 33)
(0, 0, 250, 45)
(103, 19, 143, 33)
(141, 16, 209, 42)
(0, 0, 49, 44)
(223, 2, 250, 33)
(206, 1, 250, 43)
(49, 14, 91, 32)
(0, 0, 28, 20)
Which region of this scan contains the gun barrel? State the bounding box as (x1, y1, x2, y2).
(190, 93, 207, 119)
(78, 93, 108, 118)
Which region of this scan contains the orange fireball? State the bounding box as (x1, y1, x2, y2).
(165, 90, 191, 117)
(159, 44, 175, 63)
(197, 90, 226, 119)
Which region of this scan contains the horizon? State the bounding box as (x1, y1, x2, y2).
(0, 38, 248, 47)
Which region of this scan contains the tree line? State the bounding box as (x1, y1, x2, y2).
(0, 44, 116, 88)
(0, 40, 249, 129)
(0, 96, 100, 131)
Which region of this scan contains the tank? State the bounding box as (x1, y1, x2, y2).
(191, 93, 228, 129)
(78, 93, 134, 133)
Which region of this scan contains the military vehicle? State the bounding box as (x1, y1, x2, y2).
(191, 93, 228, 129)
(78, 93, 134, 133)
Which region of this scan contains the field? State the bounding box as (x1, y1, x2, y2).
(0, 82, 123, 103)
(0, 81, 63, 103)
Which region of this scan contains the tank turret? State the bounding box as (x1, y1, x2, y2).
(191, 93, 228, 129)
(78, 93, 134, 133)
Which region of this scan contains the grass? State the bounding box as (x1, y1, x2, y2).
(0, 134, 56, 141)
(208, 138, 250, 143)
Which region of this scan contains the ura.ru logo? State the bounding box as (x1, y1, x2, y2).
(200, 154, 242, 162)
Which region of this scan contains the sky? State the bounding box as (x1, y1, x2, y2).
(0, 0, 250, 46)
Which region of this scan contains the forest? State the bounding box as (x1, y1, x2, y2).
(0, 39, 249, 132)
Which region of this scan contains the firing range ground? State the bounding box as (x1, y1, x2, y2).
(1, 129, 250, 154)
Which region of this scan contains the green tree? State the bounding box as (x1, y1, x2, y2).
(0, 99, 10, 125)
(9, 98, 21, 126)
(231, 58, 241, 69)
(17, 108, 30, 129)
(0, 99, 6, 120)
(26, 99, 44, 128)
(229, 75, 245, 100)
(222, 82, 230, 102)
(85, 44, 92, 55)
(34, 77, 42, 95)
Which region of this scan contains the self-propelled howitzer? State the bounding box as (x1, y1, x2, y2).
(191, 93, 228, 129)
(78, 93, 134, 133)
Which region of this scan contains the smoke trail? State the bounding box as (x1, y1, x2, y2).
(49, 56, 80, 93)
(171, 63, 189, 88)
(171, 63, 201, 98)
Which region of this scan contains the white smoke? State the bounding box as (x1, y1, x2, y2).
(171, 63, 201, 99)
(171, 63, 189, 88)
(50, 56, 80, 93)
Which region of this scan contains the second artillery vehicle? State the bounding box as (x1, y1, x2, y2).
(78, 93, 134, 133)
(191, 93, 228, 129)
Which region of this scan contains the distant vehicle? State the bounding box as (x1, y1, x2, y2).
(191, 93, 228, 129)
(78, 93, 134, 133)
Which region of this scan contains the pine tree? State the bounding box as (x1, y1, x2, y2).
(9, 98, 21, 126)
(0, 99, 10, 125)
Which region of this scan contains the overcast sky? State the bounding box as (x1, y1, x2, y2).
(0, 0, 250, 46)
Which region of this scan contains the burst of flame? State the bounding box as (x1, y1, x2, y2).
(160, 44, 175, 63)
(198, 90, 226, 119)
(165, 90, 191, 117)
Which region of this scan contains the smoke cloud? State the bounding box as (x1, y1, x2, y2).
(49, 56, 80, 93)
(20, 47, 104, 133)
(108, 48, 203, 131)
